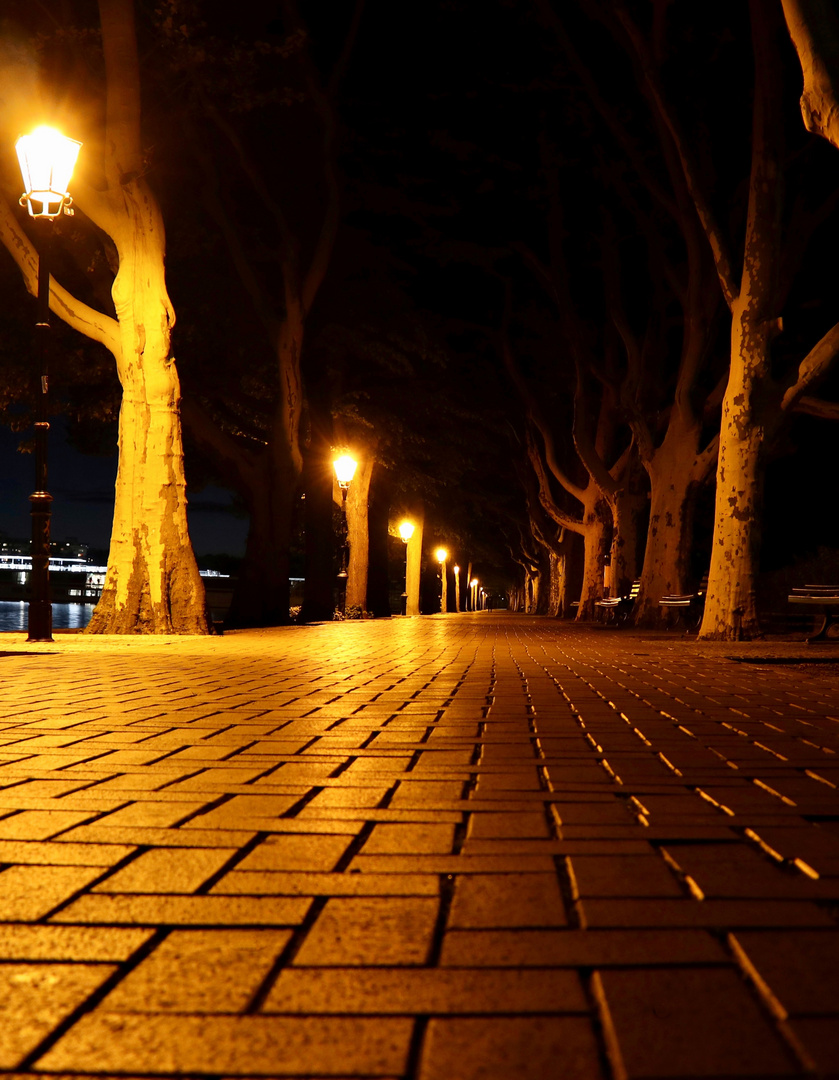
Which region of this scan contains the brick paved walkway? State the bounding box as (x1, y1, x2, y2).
(1, 614, 839, 1079)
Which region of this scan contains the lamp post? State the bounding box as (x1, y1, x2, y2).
(15, 125, 82, 643)
(435, 546, 448, 613)
(453, 564, 461, 612)
(398, 520, 415, 615)
(333, 451, 357, 588)
(470, 577, 478, 611)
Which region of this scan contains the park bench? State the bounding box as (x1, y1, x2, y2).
(659, 576, 708, 631)
(595, 579, 640, 625)
(787, 586, 839, 643)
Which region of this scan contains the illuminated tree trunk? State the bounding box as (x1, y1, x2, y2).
(699, 5, 782, 640)
(87, 212, 206, 633)
(700, 302, 773, 639)
(405, 515, 423, 617)
(345, 455, 374, 611)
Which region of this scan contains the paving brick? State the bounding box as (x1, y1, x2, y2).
(93, 846, 238, 893)
(579, 897, 835, 928)
(569, 854, 684, 898)
(0, 808, 96, 840)
(37, 1013, 413, 1075)
(293, 897, 439, 965)
(103, 929, 291, 1012)
(263, 966, 587, 1013)
(440, 927, 729, 966)
(448, 873, 567, 928)
(235, 834, 352, 871)
(362, 823, 456, 854)
(349, 854, 556, 873)
(0, 864, 104, 920)
(419, 1017, 604, 1080)
(0, 963, 116, 1068)
(786, 1017, 839, 1073)
(0, 924, 153, 961)
(598, 967, 798, 1077)
(732, 930, 839, 1014)
(210, 870, 440, 896)
(49, 893, 311, 926)
(466, 811, 551, 839)
(0, 839, 135, 865)
(94, 801, 209, 828)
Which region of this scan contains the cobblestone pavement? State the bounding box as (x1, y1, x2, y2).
(1, 614, 839, 1079)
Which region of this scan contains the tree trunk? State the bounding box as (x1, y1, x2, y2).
(345, 456, 373, 612)
(404, 520, 423, 616)
(699, 3, 783, 641)
(575, 493, 610, 619)
(85, 170, 207, 634)
(87, 350, 207, 633)
(633, 417, 706, 625)
(609, 448, 648, 598)
(699, 303, 771, 639)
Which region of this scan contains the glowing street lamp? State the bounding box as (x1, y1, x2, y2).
(333, 453, 358, 489)
(333, 451, 357, 582)
(470, 577, 479, 611)
(16, 126, 82, 219)
(15, 126, 81, 643)
(435, 546, 448, 613)
(398, 520, 415, 615)
(453, 564, 461, 613)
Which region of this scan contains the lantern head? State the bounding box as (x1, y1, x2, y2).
(435, 547, 448, 564)
(398, 520, 415, 543)
(333, 453, 358, 489)
(16, 126, 82, 218)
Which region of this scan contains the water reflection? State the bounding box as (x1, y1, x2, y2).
(0, 601, 94, 632)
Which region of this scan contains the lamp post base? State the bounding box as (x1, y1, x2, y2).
(28, 489, 53, 643)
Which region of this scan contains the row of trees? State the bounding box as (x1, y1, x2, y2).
(2, 1, 839, 640)
(497, 0, 839, 639)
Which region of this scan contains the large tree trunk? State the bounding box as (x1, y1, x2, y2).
(83, 1, 208, 633)
(699, 303, 772, 639)
(345, 455, 374, 611)
(576, 494, 611, 620)
(405, 516, 423, 617)
(87, 283, 207, 634)
(633, 417, 708, 626)
(699, 3, 783, 640)
(609, 447, 648, 599)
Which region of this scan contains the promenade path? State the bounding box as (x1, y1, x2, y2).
(1, 613, 839, 1079)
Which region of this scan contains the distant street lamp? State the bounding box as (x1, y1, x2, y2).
(398, 520, 415, 615)
(453, 564, 461, 612)
(435, 546, 448, 613)
(470, 577, 479, 611)
(15, 125, 82, 643)
(333, 451, 357, 582)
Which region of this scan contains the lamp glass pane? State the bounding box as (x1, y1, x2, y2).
(16, 127, 81, 211)
(333, 454, 358, 485)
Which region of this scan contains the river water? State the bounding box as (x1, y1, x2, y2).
(0, 601, 95, 633)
